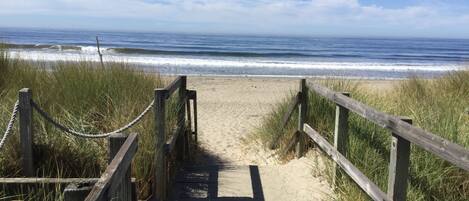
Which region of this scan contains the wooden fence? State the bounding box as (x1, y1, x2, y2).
(155, 76, 197, 201)
(282, 79, 469, 201)
(0, 76, 198, 201)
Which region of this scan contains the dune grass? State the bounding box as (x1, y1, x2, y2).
(0, 45, 179, 199)
(255, 72, 469, 200)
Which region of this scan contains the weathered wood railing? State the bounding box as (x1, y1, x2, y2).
(155, 76, 197, 201)
(283, 79, 469, 201)
(0, 76, 198, 201)
(85, 133, 138, 201)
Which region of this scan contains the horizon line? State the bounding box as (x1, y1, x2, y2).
(1, 25, 469, 40)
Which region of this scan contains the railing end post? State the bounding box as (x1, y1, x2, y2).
(154, 88, 168, 200)
(19, 88, 34, 177)
(296, 78, 308, 158)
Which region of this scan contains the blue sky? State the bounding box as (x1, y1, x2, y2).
(1, 0, 469, 38)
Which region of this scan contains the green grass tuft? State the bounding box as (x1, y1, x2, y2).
(0, 45, 175, 199)
(255, 73, 469, 201)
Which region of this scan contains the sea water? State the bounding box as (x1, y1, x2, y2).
(1, 27, 468, 79)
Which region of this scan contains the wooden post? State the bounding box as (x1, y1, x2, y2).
(178, 76, 187, 160)
(193, 91, 198, 145)
(332, 92, 350, 189)
(96, 36, 104, 68)
(186, 92, 193, 155)
(388, 117, 412, 201)
(296, 79, 307, 158)
(108, 133, 132, 201)
(155, 89, 167, 201)
(186, 93, 192, 138)
(19, 88, 34, 177)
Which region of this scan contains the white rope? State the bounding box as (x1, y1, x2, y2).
(0, 100, 19, 149)
(32, 100, 154, 138)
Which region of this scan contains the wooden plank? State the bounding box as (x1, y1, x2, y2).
(186, 93, 192, 137)
(333, 92, 350, 189)
(306, 81, 469, 171)
(304, 124, 391, 201)
(281, 92, 300, 129)
(85, 133, 138, 201)
(0, 178, 136, 184)
(19, 88, 35, 177)
(178, 76, 187, 160)
(296, 79, 307, 158)
(155, 89, 168, 201)
(109, 133, 132, 201)
(0, 178, 99, 184)
(164, 76, 182, 98)
(388, 117, 412, 201)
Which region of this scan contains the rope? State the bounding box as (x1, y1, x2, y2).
(31, 100, 154, 138)
(0, 100, 19, 149)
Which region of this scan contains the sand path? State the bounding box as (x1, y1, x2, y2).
(186, 77, 332, 201)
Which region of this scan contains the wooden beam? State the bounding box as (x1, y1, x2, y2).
(155, 89, 167, 201)
(19, 88, 34, 177)
(164, 76, 182, 98)
(296, 79, 307, 158)
(304, 124, 391, 201)
(85, 133, 138, 201)
(306, 81, 469, 171)
(0, 178, 99, 184)
(192, 91, 198, 145)
(95, 36, 104, 68)
(388, 117, 412, 201)
(108, 133, 132, 201)
(333, 92, 350, 189)
(178, 76, 187, 160)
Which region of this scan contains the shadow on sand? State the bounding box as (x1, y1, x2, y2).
(170, 147, 265, 201)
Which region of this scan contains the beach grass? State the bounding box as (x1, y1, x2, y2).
(0, 45, 176, 199)
(255, 72, 469, 200)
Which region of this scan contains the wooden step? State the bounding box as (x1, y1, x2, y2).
(169, 165, 264, 201)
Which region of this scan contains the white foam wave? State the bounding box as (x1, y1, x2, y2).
(79, 46, 111, 53)
(9, 50, 467, 72)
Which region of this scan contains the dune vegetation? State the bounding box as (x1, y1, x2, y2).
(0, 45, 178, 199)
(255, 71, 469, 200)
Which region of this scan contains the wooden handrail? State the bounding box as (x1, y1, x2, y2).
(306, 80, 469, 171)
(154, 75, 196, 201)
(304, 124, 391, 201)
(164, 76, 185, 98)
(85, 133, 138, 201)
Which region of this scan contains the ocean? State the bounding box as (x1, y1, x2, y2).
(1, 27, 468, 79)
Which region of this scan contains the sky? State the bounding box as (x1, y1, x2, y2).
(1, 0, 469, 38)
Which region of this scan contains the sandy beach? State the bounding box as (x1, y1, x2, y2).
(185, 76, 398, 201)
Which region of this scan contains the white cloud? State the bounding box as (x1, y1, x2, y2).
(0, 0, 468, 37)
